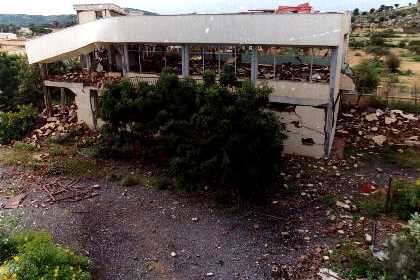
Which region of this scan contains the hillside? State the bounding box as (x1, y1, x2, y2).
(0, 14, 76, 27)
(353, 4, 419, 33)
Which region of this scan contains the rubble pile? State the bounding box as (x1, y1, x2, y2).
(29, 105, 88, 143)
(48, 69, 122, 88)
(336, 107, 420, 152)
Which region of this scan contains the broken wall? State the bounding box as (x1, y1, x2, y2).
(274, 105, 326, 159)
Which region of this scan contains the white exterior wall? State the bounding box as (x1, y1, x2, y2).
(77, 11, 98, 24)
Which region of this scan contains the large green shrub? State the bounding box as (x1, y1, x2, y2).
(385, 213, 420, 279)
(99, 74, 284, 197)
(0, 231, 91, 280)
(0, 105, 38, 144)
(0, 52, 42, 112)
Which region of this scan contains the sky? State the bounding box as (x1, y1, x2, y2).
(0, 0, 414, 15)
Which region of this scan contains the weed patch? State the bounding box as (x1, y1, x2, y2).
(0, 142, 43, 170)
(383, 148, 420, 169)
(46, 158, 97, 177)
(0, 231, 92, 279)
(330, 244, 384, 280)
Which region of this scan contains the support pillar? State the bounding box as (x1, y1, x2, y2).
(123, 43, 129, 76)
(39, 64, 52, 117)
(324, 47, 339, 157)
(251, 48, 258, 85)
(60, 88, 66, 112)
(181, 46, 189, 78)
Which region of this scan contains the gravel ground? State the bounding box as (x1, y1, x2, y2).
(0, 147, 418, 280)
(0, 166, 332, 280)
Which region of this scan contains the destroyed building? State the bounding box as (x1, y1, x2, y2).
(25, 3, 353, 159)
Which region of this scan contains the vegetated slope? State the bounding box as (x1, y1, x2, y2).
(0, 14, 76, 27)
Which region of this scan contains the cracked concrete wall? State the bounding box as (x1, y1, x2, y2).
(274, 106, 326, 159)
(264, 80, 330, 106)
(44, 81, 97, 130)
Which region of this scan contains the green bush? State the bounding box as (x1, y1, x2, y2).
(203, 70, 216, 87)
(385, 213, 420, 279)
(330, 244, 384, 280)
(385, 53, 401, 73)
(366, 46, 390, 56)
(219, 64, 238, 87)
(0, 105, 38, 144)
(99, 74, 284, 198)
(0, 231, 91, 280)
(389, 180, 420, 220)
(353, 60, 382, 94)
(0, 52, 42, 112)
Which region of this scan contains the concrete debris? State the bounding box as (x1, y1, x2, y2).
(336, 201, 350, 210)
(318, 268, 342, 280)
(372, 135, 387, 146)
(391, 110, 419, 121)
(3, 193, 26, 209)
(365, 233, 372, 243)
(337, 107, 420, 152)
(385, 115, 397, 125)
(376, 109, 385, 117)
(365, 113, 378, 122)
(48, 69, 121, 88)
(29, 105, 89, 143)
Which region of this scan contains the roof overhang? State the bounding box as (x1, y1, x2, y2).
(26, 13, 351, 64)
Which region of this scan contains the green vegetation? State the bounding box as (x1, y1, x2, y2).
(384, 53, 401, 73)
(383, 148, 420, 169)
(385, 213, 420, 279)
(0, 231, 91, 280)
(0, 142, 41, 170)
(0, 105, 38, 144)
(359, 179, 420, 220)
(46, 158, 97, 177)
(0, 52, 42, 112)
(0, 14, 76, 28)
(370, 97, 420, 114)
(331, 214, 420, 280)
(353, 60, 382, 94)
(330, 244, 384, 280)
(98, 73, 284, 198)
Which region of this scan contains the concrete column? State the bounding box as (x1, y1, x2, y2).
(324, 47, 339, 157)
(122, 43, 129, 76)
(60, 88, 66, 112)
(181, 46, 190, 78)
(251, 48, 258, 85)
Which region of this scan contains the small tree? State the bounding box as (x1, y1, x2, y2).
(203, 70, 216, 87)
(353, 8, 360, 16)
(219, 64, 238, 87)
(353, 60, 381, 95)
(385, 53, 401, 73)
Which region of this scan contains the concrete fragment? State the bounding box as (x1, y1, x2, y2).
(365, 113, 378, 122)
(372, 135, 387, 146)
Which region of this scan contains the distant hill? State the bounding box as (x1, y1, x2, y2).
(124, 8, 158, 16)
(0, 14, 76, 27)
